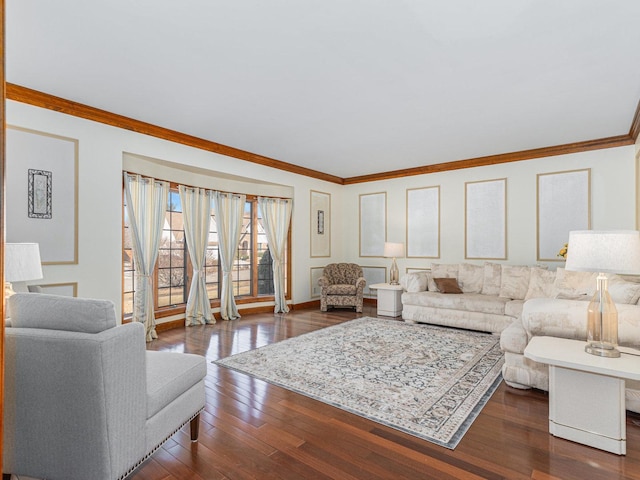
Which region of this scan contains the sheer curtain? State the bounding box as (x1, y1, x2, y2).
(124, 173, 169, 341)
(179, 185, 215, 326)
(258, 197, 292, 313)
(212, 191, 246, 320)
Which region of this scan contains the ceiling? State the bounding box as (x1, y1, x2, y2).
(7, 1, 640, 180)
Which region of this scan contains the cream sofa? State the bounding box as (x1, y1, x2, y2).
(400, 262, 640, 413)
(400, 262, 540, 334)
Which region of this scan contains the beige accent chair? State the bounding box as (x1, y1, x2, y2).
(319, 263, 366, 313)
(3, 293, 207, 480)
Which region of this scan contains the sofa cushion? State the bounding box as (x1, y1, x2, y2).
(499, 265, 531, 300)
(554, 268, 597, 297)
(8, 293, 117, 333)
(608, 275, 640, 304)
(402, 291, 510, 315)
(524, 267, 557, 300)
(433, 277, 463, 294)
(429, 263, 459, 291)
(146, 351, 207, 419)
(400, 271, 429, 293)
(458, 263, 484, 293)
(481, 262, 502, 296)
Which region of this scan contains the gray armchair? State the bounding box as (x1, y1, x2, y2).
(3, 293, 207, 480)
(318, 263, 366, 313)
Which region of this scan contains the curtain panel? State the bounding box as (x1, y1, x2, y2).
(212, 191, 246, 320)
(179, 185, 215, 326)
(124, 173, 169, 341)
(258, 197, 292, 313)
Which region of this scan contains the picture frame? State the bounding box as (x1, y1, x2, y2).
(28, 169, 52, 219)
(406, 186, 440, 258)
(537, 169, 591, 261)
(310, 190, 331, 257)
(465, 178, 507, 260)
(359, 192, 387, 257)
(6, 126, 79, 265)
(362, 266, 387, 297)
(310, 267, 325, 298)
(36, 282, 78, 297)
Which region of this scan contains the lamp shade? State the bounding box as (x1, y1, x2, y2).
(5, 243, 44, 282)
(383, 242, 404, 258)
(564, 230, 640, 274)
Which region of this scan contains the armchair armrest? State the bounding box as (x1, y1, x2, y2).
(318, 275, 330, 288)
(355, 277, 366, 294)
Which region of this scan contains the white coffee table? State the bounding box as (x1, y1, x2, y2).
(524, 336, 640, 455)
(369, 283, 403, 317)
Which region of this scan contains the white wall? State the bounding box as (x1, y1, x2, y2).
(6, 100, 638, 321)
(343, 146, 637, 277)
(7, 101, 344, 320)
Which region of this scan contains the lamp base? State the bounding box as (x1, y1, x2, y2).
(585, 342, 621, 358)
(389, 258, 399, 285)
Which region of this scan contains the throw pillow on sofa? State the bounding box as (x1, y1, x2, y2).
(429, 263, 459, 291)
(481, 262, 502, 295)
(400, 271, 430, 293)
(554, 268, 597, 297)
(499, 265, 531, 300)
(433, 277, 463, 294)
(458, 263, 484, 293)
(524, 267, 557, 300)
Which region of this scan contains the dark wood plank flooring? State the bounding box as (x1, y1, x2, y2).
(131, 305, 640, 480)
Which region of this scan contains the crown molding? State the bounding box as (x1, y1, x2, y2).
(7, 83, 638, 185)
(630, 97, 640, 142)
(6, 84, 344, 185)
(342, 135, 635, 184)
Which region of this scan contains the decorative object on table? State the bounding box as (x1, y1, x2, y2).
(215, 317, 504, 449)
(383, 242, 404, 285)
(557, 243, 568, 259)
(564, 230, 640, 358)
(4, 242, 43, 299)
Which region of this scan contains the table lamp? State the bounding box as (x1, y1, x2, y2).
(564, 230, 640, 358)
(4, 242, 43, 299)
(383, 242, 404, 285)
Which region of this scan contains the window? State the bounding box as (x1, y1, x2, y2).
(123, 185, 289, 318)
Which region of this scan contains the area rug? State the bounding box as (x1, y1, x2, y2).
(214, 317, 504, 449)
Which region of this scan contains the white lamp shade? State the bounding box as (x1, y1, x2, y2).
(383, 242, 404, 258)
(5, 243, 44, 282)
(564, 230, 640, 274)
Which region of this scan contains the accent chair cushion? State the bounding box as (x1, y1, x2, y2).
(8, 293, 117, 333)
(326, 284, 357, 295)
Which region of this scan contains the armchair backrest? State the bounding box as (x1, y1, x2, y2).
(323, 263, 363, 285)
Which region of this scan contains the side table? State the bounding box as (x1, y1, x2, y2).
(524, 336, 640, 455)
(369, 283, 403, 317)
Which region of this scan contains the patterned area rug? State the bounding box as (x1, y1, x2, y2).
(215, 317, 504, 449)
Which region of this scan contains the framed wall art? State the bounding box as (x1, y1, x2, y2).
(537, 169, 591, 261)
(310, 267, 325, 298)
(359, 192, 386, 257)
(465, 178, 507, 260)
(310, 190, 331, 257)
(6, 126, 78, 265)
(362, 266, 387, 297)
(36, 282, 78, 297)
(406, 186, 440, 258)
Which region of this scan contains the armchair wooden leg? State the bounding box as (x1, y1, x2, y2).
(190, 413, 200, 442)
(3, 473, 12, 480)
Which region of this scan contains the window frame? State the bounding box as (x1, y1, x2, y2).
(122, 179, 292, 320)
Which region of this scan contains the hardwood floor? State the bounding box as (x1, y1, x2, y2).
(132, 305, 640, 480)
